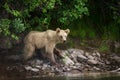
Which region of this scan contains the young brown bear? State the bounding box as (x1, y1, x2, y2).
(23, 28, 70, 65)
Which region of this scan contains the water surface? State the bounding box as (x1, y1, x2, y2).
(2, 72, 118, 80)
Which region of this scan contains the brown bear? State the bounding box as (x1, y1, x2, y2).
(23, 28, 70, 65)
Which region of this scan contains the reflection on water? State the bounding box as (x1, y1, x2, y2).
(0, 72, 120, 80)
(28, 76, 120, 80)
(26, 73, 120, 80)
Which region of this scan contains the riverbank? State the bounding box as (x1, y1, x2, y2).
(0, 45, 120, 79)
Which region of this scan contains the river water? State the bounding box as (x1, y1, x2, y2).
(15, 73, 120, 80)
(22, 73, 120, 80)
(28, 76, 120, 80)
(26, 73, 120, 80)
(1, 72, 119, 80)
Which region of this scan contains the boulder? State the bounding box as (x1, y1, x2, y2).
(87, 59, 98, 65)
(61, 56, 74, 66)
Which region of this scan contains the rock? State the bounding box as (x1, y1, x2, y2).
(68, 49, 87, 63)
(62, 50, 69, 56)
(50, 67, 55, 71)
(68, 49, 84, 55)
(30, 68, 39, 72)
(61, 51, 74, 65)
(63, 66, 71, 72)
(67, 49, 75, 53)
(41, 67, 46, 70)
(61, 53, 74, 66)
(105, 60, 110, 65)
(25, 66, 32, 70)
(84, 52, 89, 57)
(115, 68, 120, 72)
(70, 65, 79, 69)
(43, 64, 48, 68)
(77, 54, 87, 61)
(54, 67, 61, 73)
(110, 54, 120, 62)
(95, 51, 101, 57)
(27, 59, 43, 66)
(25, 66, 39, 72)
(77, 54, 88, 62)
(87, 59, 98, 65)
(87, 55, 95, 60)
(111, 68, 120, 73)
(35, 65, 41, 69)
(74, 63, 81, 66)
(115, 41, 120, 48)
(36, 59, 43, 65)
(93, 67, 101, 71)
(69, 54, 78, 62)
(70, 69, 81, 74)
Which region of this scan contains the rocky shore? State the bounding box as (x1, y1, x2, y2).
(1, 48, 120, 78)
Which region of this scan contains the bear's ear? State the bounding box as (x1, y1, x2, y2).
(65, 29, 70, 34)
(56, 28, 61, 33)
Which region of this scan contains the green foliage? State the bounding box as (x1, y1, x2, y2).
(0, 0, 88, 40)
(29, 16, 50, 30)
(0, 19, 11, 36)
(23, 0, 40, 11)
(70, 19, 96, 39)
(11, 34, 19, 40)
(11, 18, 26, 33)
(3, 3, 22, 17)
(57, 0, 88, 25)
(98, 41, 109, 52)
(102, 24, 120, 40)
(0, 18, 25, 40)
(66, 0, 120, 42)
(67, 40, 75, 48)
(0, 0, 120, 42)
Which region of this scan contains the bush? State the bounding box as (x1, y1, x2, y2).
(0, 19, 11, 36)
(10, 18, 26, 33)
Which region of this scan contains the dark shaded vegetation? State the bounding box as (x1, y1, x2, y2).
(0, 0, 120, 53)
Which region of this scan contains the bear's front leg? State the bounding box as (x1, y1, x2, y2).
(46, 45, 57, 65)
(49, 52, 57, 65)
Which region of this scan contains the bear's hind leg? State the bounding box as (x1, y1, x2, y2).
(23, 44, 35, 60)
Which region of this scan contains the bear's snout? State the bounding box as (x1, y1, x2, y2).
(63, 40, 66, 43)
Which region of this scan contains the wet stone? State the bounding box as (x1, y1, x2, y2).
(61, 56, 74, 66)
(93, 66, 101, 71)
(111, 68, 120, 72)
(63, 66, 70, 72)
(74, 63, 81, 66)
(70, 69, 81, 74)
(77, 54, 87, 60)
(87, 59, 98, 65)
(25, 66, 32, 70)
(87, 55, 95, 60)
(30, 68, 39, 72)
(42, 64, 48, 68)
(24, 66, 39, 72)
(35, 65, 41, 69)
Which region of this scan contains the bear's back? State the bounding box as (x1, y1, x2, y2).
(24, 30, 57, 48)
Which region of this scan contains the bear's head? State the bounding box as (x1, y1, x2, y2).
(56, 28, 70, 43)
